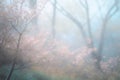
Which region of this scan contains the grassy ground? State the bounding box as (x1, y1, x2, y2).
(0, 66, 76, 80)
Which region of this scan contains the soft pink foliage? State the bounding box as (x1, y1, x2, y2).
(101, 56, 120, 73)
(19, 30, 97, 73)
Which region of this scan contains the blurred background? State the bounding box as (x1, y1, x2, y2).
(0, 0, 120, 80)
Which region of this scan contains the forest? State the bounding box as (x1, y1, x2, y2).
(0, 0, 120, 80)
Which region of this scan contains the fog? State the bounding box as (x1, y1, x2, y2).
(0, 0, 120, 80)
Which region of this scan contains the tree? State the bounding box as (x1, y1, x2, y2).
(0, 0, 119, 80)
(51, 0, 57, 38)
(51, 0, 119, 79)
(0, 0, 48, 80)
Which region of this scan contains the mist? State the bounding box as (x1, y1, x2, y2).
(0, 0, 120, 80)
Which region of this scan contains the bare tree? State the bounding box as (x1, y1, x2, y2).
(51, 0, 57, 38)
(51, 0, 119, 78)
(51, 0, 88, 45)
(97, 0, 119, 70)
